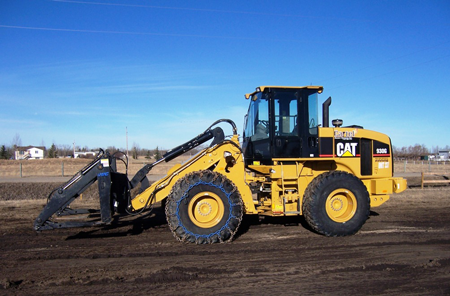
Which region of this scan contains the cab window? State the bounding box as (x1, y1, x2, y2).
(274, 93, 298, 136)
(244, 93, 269, 141)
(308, 93, 318, 135)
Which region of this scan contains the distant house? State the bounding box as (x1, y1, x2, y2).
(74, 151, 97, 159)
(15, 146, 45, 160)
(420, 155, 433, 161)
(437, 150, 450, 161)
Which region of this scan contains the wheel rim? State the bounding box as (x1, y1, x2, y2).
(188, 191, 225, 228)
(325, 189, 357, 223)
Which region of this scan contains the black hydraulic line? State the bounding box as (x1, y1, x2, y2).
(128, 158, 162, 190)
(163, 129, 215, 162)
(128, 130, 213, 190)
(205, 119, 238, 135)
(129, 123, 232, 190)
(112, 151, 128, 175)
(164, 119, 237, 162)
(56, 149, 104, 193)
(125, 187, 158, 216)
(126, 120, 238, 214)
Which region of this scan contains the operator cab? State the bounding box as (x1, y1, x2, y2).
(243, 86, 323, 165)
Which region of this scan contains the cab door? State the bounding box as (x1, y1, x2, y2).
(299, 93, 319, 158)
(242, 93, 271, 164)
(272, 90, 319, 158)
(272, 95, 301, 158)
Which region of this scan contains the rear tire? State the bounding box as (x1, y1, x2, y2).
(302, 171, 370, 236)
(165, 170, 243, 244)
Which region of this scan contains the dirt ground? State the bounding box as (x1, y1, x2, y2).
(1, 182, 450, 295)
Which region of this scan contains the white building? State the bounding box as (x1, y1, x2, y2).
(15, 146, 45, 160)
(437, 150, 450, 161)
(74, 151, 97, 158)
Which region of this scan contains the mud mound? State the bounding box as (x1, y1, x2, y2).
(0, 182, 99, 200)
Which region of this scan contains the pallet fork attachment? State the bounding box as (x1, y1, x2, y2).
(33, 150, 127, 230)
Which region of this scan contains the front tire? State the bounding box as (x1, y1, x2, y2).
(302, 171, 370, 236)
(165, 170, 243, 244)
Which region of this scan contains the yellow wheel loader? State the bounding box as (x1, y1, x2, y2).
(34, 86, 407, 243)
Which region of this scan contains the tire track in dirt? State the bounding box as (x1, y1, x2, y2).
(1, 189, 450, 294)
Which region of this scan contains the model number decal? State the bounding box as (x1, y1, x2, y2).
(376, 148, 388, 154)
(373, 141, 391, 157)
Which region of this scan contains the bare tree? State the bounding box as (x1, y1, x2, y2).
(11, 133, 22, 149)
(107, 146, 118, 153)
(131, 142, 140, 160)
(431, 145, 439, 154)
(58, 144, 72, 157)
(394, 144, 429, 160)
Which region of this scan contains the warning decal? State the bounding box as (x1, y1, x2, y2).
(101, 158, 110, 167)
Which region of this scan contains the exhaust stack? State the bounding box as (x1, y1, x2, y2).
(322, 96, 332, 128)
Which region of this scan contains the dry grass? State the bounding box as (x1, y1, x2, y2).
(394, 161, 450, 174)
(0, 155, 192, 178)
(0, 158, 448, 178)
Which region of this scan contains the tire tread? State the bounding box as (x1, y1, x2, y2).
(165, 170, 243, 244)
(302, 171, 370, 237)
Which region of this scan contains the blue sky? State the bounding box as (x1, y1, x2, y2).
(1, 0, 449, 151)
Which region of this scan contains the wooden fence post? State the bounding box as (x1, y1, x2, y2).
(421, 172, 424, 189)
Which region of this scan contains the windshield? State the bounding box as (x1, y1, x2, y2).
(244, 93, 269, 141)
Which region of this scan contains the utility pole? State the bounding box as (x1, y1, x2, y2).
(73, 141, 75, 158)
(126, 127, 128, 158)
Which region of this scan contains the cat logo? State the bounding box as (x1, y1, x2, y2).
(336, 142, 358, 157)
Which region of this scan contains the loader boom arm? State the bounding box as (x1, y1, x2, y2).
(129, 125, 225, 190)
(34, 119, 241, 231)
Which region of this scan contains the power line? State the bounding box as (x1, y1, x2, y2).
(0, 24, 263, 40)
(0, 24, 352, 44)
(51, 0, 374, 22)
(327, 53, 450, 91)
